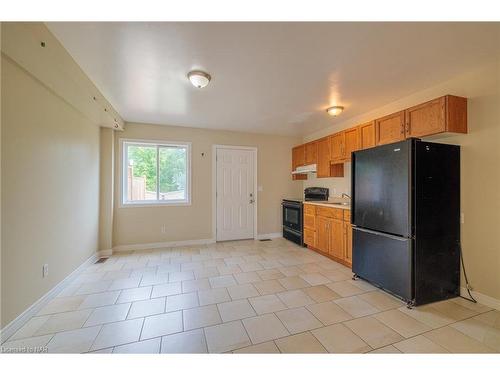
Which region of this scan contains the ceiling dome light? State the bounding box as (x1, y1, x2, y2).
(326, 106, 344, 116)
(188, 70, 211, 88)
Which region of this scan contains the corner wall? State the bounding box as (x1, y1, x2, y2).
(1, 55, 101, 328)
(99, 128, 114, 252)
(1, 23, 118, 329)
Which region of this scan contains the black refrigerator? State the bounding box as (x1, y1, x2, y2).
(351, 138, 460, 307)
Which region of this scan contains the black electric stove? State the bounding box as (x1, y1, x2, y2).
(282, 187, 329, 245)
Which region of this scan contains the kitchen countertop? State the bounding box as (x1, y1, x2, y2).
(304, 201, 351, 210)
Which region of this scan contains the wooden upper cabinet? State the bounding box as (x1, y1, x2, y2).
(305, 141, 318, 165)
(291, 145, 307, 180)
(291, 95, 466, 177)
(330, 132, 345, 163)
(359, 121, 376, 150)
(293, 145, 306, 167)
(344, 127, 360, 161)
(405, 95, 467, 138)
(375, 111, 405, 146)
(316, 137, 331, 178)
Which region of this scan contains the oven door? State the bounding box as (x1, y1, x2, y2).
(282, 201, 302, 231)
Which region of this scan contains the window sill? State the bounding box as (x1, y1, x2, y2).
(120, 201, 191, 208)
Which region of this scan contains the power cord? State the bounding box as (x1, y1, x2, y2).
(459, 242, 477, 303)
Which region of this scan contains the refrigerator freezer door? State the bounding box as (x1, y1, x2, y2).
(352, 227, 413, 302)
(352, 140, 411, 237)
(413, 141, 460, 304)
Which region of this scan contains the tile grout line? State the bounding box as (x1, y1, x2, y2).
(5, 239, 495, 353)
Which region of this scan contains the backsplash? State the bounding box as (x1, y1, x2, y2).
(303, 162, 352, 197)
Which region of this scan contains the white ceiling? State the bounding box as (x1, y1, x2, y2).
(46, 22, 500, 136)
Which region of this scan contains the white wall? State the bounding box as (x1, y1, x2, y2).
(1, 56, 100, 327)
(303, 162, 352, 198)
(112, 123, 303, 248)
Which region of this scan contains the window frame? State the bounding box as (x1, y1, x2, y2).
(120, 138, 192, 207)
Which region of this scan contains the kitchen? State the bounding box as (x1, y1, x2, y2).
(284, 93, 491, 309)
(1, 13, 499, 364)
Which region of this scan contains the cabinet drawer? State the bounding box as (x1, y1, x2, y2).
(343, 210, 351, 222)
(304, 214, 316, 230)
(304, 228, 316, 247)
(304, 204, 316, 216)
(316, 206, 343, 220)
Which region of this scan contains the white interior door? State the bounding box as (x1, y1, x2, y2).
(216, 148, 255, 241)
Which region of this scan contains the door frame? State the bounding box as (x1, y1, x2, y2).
(212, 144, 258, 242)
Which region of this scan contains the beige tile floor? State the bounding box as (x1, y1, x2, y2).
(2, 238, 499, 353)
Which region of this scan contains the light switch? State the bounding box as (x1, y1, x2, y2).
(258, 186, 263, 192)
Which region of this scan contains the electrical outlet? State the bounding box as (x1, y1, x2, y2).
(161, 224, 166, 234)
(460, 213, 465, 224)
(42, 264, 49, 278)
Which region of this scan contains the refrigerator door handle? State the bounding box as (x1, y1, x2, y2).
(354, 227, 409, 241)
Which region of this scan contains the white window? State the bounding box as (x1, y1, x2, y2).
(121, 140, 191, 206)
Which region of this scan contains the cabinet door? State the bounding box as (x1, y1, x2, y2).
(375, 111, 405, 145)
(305, 141, 318, 165)
(330, 132, 345, 163)
(304, 228, 316, 247)
(292, 145, 306, 167)
(303, 213, 316, 231)
(405, 97, 446, 138)
(329, 218, 344, 259)
(316, 137, 331, 178)
(359, 121, 375, 150)
(292, 145, 307, 180)
(343, 222, 352, 266)
(316, 216, 330, 253)
(344, 127, 360, 161)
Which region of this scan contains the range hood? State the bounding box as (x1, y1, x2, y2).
(292, 164, 317, 174)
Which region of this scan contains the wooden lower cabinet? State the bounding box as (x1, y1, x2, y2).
(315, 215, 330, 253)
(343, 222, 353, 266)
(329, 218, 344, 259)
(303, 228, 316, 248)
(303, 203, 352, 268)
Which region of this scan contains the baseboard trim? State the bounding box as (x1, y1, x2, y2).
(460, 287, 500, 310)
(255, 232, 282, 240)
(97, 249, 113, 257)
(113, 234, 283, 252)
(113, 238, 216, 252)
(0, 253, 99, 343)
